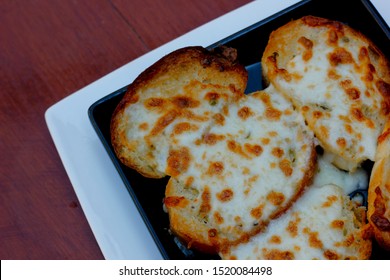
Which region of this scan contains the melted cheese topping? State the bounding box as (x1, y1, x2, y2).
(220, 184, 369, 260)
(263, 17, 390, 171)
(282, 40, 384, 163)
(165, 85, 315, 243)
(313, 152, 368, 195)
(122, 80, 237, 173)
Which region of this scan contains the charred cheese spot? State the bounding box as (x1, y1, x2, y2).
(350, 107, 365, 122)
(368, 63, 376, 73)
(202, 133, 225, 145)
(319, 125, 329, 138)
(207, 161, 224, 176)
(376, 80, 390, 98)
(378, 127, 390, 144)
(199, 187, 211, 219)
(234, 216, 242, 224)
(303, 228, 323, 249)
(286, 215, 301, 237)
(164, 196, 187, 208)
(275, 68, 292, 82)
(172, 96, 200, 109)
(340, 79, 352, 88)
(213, 113, 225, 126)
(269, 235, 282, 244)
(139, 122, 149, 130)
(242, 167, 250, 175)
(181, 109, 209, 122)
(149, 110, 177, 136)
(267, 52, 278, 65)
(227, 140, 250, 159)
(172, 122, 198, 135)
(205, 92, 220, 106)
(166, 146, 191, 176)
(279, 159, 293, 177)
(258, 92, 271, 104)
(322, 195, 338, 208)
(328, 47, 354, 66)
(359, 46, 369, 61)
(339, 80, 361, 100)
(313, 110, 323, 119)
(222, 104, 230, 116)
(336, 137, 347, 148)
(261, 138, 271, 145)
(267, 191, 285, 206)
(262, 248, 294, 260)
(269, 131, 278, 137)
(237, 106, 253, 120)
(248, 174, 260, 184)
(185, 176, 194, 187)
(345, 88, 360, 100)
(244, 143, 263, 157)
(343, 234, 355, 247)
(265, 106, 282, 121)
(331, 220, 345, 229)
(272, 147, 284, 158)
(144, 97, 165, 109)
(298, 36, 313, 61)
(301, 15, 343, 30)
(216, 189, 234, 202)
(364, 66, 375, 82)
(250, 204, 264, 219)
(208, 229, 217, 238)
(327, 29, 338, 44)
(381, 100, 390, 116)
(339, 115, 351, 123)
(214, 212, 224, 224)
(328, 69, 341, 80)
(324, 250, 339, 260)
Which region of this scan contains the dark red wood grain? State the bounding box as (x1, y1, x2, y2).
(0, 0, 251, 259)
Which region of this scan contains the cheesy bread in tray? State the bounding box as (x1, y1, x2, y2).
(164, 85, 316, 253)
(111, 46, 248, 179)
(110, 16, 390, 259)
(219, 184, 371, 260)
(262, 16, 390, 172)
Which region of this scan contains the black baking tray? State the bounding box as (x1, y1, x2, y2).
(88, 0, 390, 260)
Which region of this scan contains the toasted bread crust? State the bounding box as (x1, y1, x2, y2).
(368, 119, 390, 250)
(111, 46, 247, 178)
(165, 178, 219, 253)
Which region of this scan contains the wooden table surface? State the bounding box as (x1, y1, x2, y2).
(0, 0, 251, 259)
